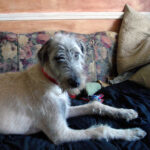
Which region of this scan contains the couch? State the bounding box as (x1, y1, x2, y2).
(0, 30, 117, 82)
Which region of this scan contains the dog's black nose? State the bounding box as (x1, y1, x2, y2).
(68, 77, 80, 88)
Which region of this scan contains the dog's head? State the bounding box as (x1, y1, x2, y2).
(38, 33, 86, 94)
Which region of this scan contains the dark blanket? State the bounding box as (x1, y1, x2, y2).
(0, 81, 150, 150)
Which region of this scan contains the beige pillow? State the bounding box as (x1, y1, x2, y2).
(129, 64, 150, 88)
(117, 5, 150, 74)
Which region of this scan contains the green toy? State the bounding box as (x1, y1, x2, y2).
(85, 82, 101, 96)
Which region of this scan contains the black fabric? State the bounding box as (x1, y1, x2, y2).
(0, 81, 150, 150)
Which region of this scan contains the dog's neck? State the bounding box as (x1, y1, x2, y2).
(41, 66, 77, 97)
(41, 68, 58, 85)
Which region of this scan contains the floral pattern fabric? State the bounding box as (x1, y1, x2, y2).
(56, 31, 118, 81)
(18, 31, 51, 70)
(93, 32, 117, 81)
(0, 31, 117, 82)
(0, 32, 18, 72)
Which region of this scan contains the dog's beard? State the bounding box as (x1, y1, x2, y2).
(58, 81, 80, 95)
(59, 75, 86, 95)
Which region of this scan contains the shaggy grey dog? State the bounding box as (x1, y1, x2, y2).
(0, 33, 146, 145)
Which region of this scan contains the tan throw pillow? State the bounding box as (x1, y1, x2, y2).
(117, 5, 150, 74)
(129, 64, 150, 88)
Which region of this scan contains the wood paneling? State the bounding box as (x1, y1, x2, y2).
(0, 0, 149, 33)
(0, 0, 149, 13)
(0, 19, 121, 34)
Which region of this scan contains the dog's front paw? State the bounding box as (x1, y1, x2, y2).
(125, 128, 147, 141)
(119, 109, 138, 121)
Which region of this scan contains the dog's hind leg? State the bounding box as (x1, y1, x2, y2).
(67, 101, 138, 121)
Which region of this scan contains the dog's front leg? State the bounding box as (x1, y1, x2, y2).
(67, 101, 138, 121)
(41, 113, 146, 145)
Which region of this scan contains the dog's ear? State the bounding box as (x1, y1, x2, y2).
(37, 39, 51, 65)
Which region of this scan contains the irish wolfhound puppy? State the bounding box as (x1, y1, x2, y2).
(0, 33, 146, 144)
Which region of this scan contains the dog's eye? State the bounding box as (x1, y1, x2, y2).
(54, 56, 64, 63)
(74, 52, 79, 59)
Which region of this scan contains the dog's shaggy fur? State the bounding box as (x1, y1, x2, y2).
(0, 33, 146, 144)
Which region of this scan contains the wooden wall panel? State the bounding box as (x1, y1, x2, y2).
(0, 0, 149, 13)
(0, 0, 150, 33)
(0, 20, 121, 34)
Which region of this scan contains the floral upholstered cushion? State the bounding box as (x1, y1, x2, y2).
(0, 31, 117, 82)
(55, 31, 118, 82)
(0, 32, 18, 73)
(92, 32, 117, 81)
(18, 31, 117, 82)
(18, 31, 52, 70)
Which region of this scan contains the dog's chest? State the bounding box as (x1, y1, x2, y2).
(49, 85, 70, 105)
(44, 85, 70, 117)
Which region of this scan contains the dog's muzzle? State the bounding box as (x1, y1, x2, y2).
(68, 76, 80, 88)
